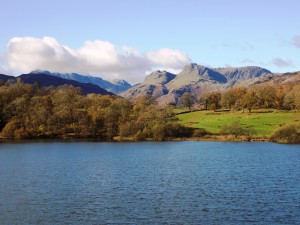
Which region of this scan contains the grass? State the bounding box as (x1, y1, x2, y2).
(175, 109, 300, 137)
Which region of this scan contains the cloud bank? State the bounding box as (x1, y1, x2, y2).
(7, 37, 192, 83)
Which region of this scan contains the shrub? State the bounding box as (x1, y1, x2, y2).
(270, 124, 300, 143)
(0, 118, 28, 139)
(134, 128, 152, 141)
(165, 123, 194, 138)
(192, 128, 209, 137)
(220, 121, 255, 138)
(152, 124, 167, 141)
(119, 121, 137, 138)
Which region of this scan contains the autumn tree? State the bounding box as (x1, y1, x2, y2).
(255, 85, 276, 109)
(198, 92, 210, 110)
(178, 92, 196, 111)
(207, 92, 221, 111)
(242, 89, 258, 112)
(274, 85, 287, 110)
(50, 85, 84, 134)
(221, 87, 247, 111)
(105, 98, 132, 139)
(283, 84, 300, 110)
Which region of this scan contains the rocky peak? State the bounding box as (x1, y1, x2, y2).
(176, 63, 227, 84)
(182, 63, 208, 73)
(111, 79, 132, 87)
(144, 70, 176, 85)
(215, 66, 272, 80)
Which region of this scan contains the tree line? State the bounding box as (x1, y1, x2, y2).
(0, 79, 198, 140)
(0, 79, 299, 140)
(178, 83, 300, 112)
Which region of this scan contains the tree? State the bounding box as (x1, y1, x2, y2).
(221, 87, 247, 111)
(105, 98, 133, 139)
(221, 89, 237, 110)
(199, 92, 213, 110)
(243, 89, 258, 112)
(178, 92, 196, 111)
(50, 85, 83, 134)
(207, 92, 221, 111)
(274, 85, 287, 110)
(256, 85, 276, 109)
(283, 84, 300, 110)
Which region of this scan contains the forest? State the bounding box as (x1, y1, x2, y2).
(177, 83, 300, 112)
(0, 79, 195, 140)
(0, 79, 299, 142)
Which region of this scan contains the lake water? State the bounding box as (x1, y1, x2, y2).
(0, 141, 299, 224)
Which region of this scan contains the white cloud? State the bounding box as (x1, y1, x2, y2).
(272, 58, 294, 68)
(7, 36, 192, 83)
(147, 48, 191, 70)
(240, 58, 256, 64)
(0, 52, 13, 74)
(292, 35, 300, 48)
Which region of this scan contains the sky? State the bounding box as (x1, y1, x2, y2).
(0, 0, 299, 83)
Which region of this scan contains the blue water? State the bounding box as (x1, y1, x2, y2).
(0, 141, 299, 224)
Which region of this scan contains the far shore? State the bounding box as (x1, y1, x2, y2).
(0, 135, 294, 144)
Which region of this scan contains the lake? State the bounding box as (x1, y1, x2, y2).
(0, 141, 299, 224)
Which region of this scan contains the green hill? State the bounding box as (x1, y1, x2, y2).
(176, 110, 300, 137)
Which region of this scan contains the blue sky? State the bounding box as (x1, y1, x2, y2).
(1, 0, 299, 82)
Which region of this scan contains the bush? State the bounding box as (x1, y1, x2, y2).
(134, 128, 152, 141)
(220, 121, 255, 138)
(165, 123, 194, 138)
(0, 118, 27, 139)
(192, 128, 209, 137)
(270, 124, 300, 143)
(152, 124, 167, 141)
(119, 121, 137, 138)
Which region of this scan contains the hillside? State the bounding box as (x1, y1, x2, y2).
(249, 71, 300, 87)
(0, 73, 113, 95)
(176, 110, 300, 137)
(0, 74, 15, 82)
(121, 70, 176, 99)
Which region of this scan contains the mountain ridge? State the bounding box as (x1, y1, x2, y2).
(30, 70, 132, 94)
(0, 73, 114, 95)
(2, 64, 298, 103)
(120, 63, 297, 104)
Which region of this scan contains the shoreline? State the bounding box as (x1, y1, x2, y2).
(1, 135, 296, 144)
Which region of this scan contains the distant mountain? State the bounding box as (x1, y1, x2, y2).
(30, 70, 132, 94)
(249, 71, 300, 87)
(215, 66, 272, 80)
(2, 73, 113, 95)
(143, 70, 176, 85)
(110, 79, 132, 87)
(121, 70, 176, 99)
(0, 74, 15, 82)
(121, 63, 294, 105)
(166, 64, 227, 91)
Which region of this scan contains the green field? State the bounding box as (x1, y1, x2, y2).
(176, 110, 300, 136)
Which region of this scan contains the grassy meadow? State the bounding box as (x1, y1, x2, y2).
(176, 110, 300, 137)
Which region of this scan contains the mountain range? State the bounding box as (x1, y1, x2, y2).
(1, 64, 299, 103)
(0, 73, 114, 95)
(30, 70, 132, 94)
(121, 63, 299, 104)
